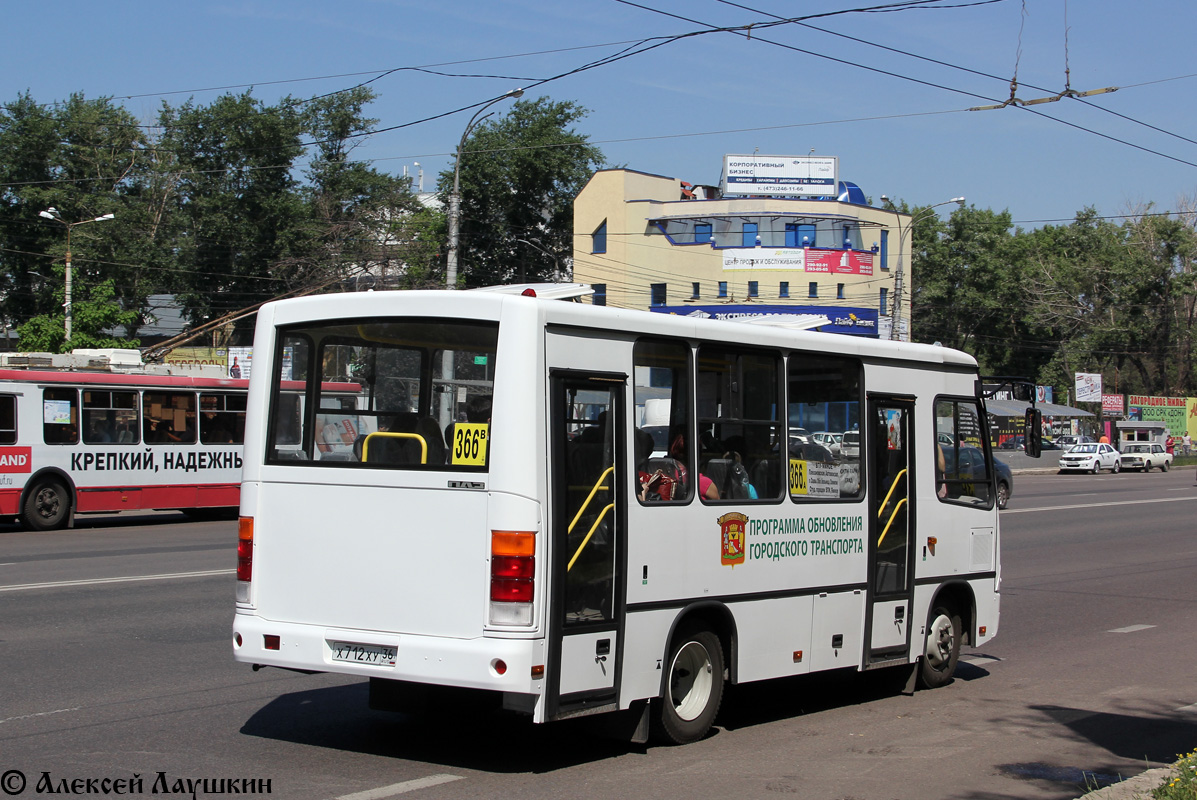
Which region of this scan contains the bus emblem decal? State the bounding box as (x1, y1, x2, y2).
(718, 512, 748, 567)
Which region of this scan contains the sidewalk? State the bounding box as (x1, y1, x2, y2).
(1076, 766, 1171, 799)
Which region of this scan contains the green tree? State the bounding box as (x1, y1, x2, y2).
(156, 92, 307, 331)
(439, 97, 606, 287)
(0, 92, 150, 349)
(16, 279, 138, 351)
(282, 87, 431, 291)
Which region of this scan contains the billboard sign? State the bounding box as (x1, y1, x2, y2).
(722, 154, 838, 198)
(1102, 394, 1124, 415)
(722, 248, 873, 275)
(1074, 372, 1102, 402)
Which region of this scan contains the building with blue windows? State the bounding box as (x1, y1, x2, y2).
(572, 159, 913, 339)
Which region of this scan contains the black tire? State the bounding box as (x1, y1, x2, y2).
(1112, 460, 1121, 474)
(1091, 461, 1100, 475)
(918, 605, 962, 689)
(1145, 461, 1152, 472)
(996, 481, 1010, 510)
(22, 478, 71, 531)
(652, 627, 724, 744)
(1161, 460, 1170, 472)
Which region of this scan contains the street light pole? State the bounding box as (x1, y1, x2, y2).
(879, 196, 964, 341)
(514, 238, 563, 283)
(39, 208, 115, 344)
(445, 88, 523, 290)
(440, 89, 522, 430)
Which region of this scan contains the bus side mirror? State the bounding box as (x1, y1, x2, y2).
(1024, 409, 1042, 457)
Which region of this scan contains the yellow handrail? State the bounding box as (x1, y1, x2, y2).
(568, 466, 614, 534)
(362, 432, 427, 464)
(877, 498, 907, 547)
(568, 503, 615, 572)
(876, 468, 908, 519)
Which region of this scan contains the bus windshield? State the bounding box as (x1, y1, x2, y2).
(266, 318, 498, 470)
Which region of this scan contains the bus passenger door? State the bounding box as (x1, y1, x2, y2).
(865, 397, 915, 666)
(546, 372, 625, 718)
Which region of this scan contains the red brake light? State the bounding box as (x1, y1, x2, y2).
(237, 517, 254, 583)
(490, 578, 535, 603)
(521, 288, 537, 297)
(491, 531, 535, 607)
(491, 555, 535, 580)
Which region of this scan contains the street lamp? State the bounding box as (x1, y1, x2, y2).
(879, 195, 964, 341)
(439, 88, 522, 430)
(39, 207, 116, 343)
(445, 88, 524, 290)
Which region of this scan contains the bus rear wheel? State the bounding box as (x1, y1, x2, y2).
(653, 627, 724, 745)
(918, 605, 962, 689)
(23, 478, 71, 531)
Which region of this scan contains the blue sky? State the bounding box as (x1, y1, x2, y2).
(3, 0, 1195, 227)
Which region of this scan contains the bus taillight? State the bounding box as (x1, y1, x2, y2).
(490, 531, 535, 626)
(237, 517, 254, 584)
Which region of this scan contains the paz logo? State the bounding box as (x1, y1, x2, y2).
(718, 512, 748, 567)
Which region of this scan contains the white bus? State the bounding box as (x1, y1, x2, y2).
(233, 287, 1024, 744)
(0, 366, 249, 530)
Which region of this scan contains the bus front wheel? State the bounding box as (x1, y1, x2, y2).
(22, 478, 71, 531)
(918, 605, 962, 689)
(653, 627, 724, 745)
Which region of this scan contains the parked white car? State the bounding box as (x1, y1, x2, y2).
(811, 431, 842, 456)
(1118, 442, 1172, 472)
(1058, 442, 1121, 474)
(840, 430, 860, 459)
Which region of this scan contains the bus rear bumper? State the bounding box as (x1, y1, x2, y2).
(232, 612, 547, 695)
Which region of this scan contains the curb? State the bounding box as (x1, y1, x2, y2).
(1078, 766, 1172, 799)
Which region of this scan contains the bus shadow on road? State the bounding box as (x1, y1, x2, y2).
(238, 681, 641, 772)
(239, 661, 995, 770)
(716, 665, 927, 732)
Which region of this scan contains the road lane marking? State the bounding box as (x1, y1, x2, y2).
(0, 569, 234, 592)
(1107, 624, 1156, 634)
(1004, 496, 1197, 514)
(336, 775, 463, 800)
(0, 707, 80, 724)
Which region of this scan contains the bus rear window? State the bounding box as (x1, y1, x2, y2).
(267, 318, 498, 470)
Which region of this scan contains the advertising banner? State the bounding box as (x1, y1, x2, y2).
(166, 346, 227, 370)
(654, 304, 878, 336)
(228, 346, 252, 380)
(722, 248, 873, 275)
(1127, 395, 1187, 437)
(1101, 394, 1125, 415)
(1074, 373, 1102, 402)
(722, 154, 838, 197)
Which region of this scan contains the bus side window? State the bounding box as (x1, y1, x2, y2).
(633, 339, 692, 504)
(143, 391, 197, 444)
(0, 395, 15, 445)
(696, 346, 782, 502)
(43, 388, 79, 445)
(935, 398, 991, 506)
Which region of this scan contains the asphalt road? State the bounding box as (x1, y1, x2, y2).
(1, 470, 1195, 800)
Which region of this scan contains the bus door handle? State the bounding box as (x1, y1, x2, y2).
(596, 639, 611, 656)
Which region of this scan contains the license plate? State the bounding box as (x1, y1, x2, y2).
(330, 641, 397, 666)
